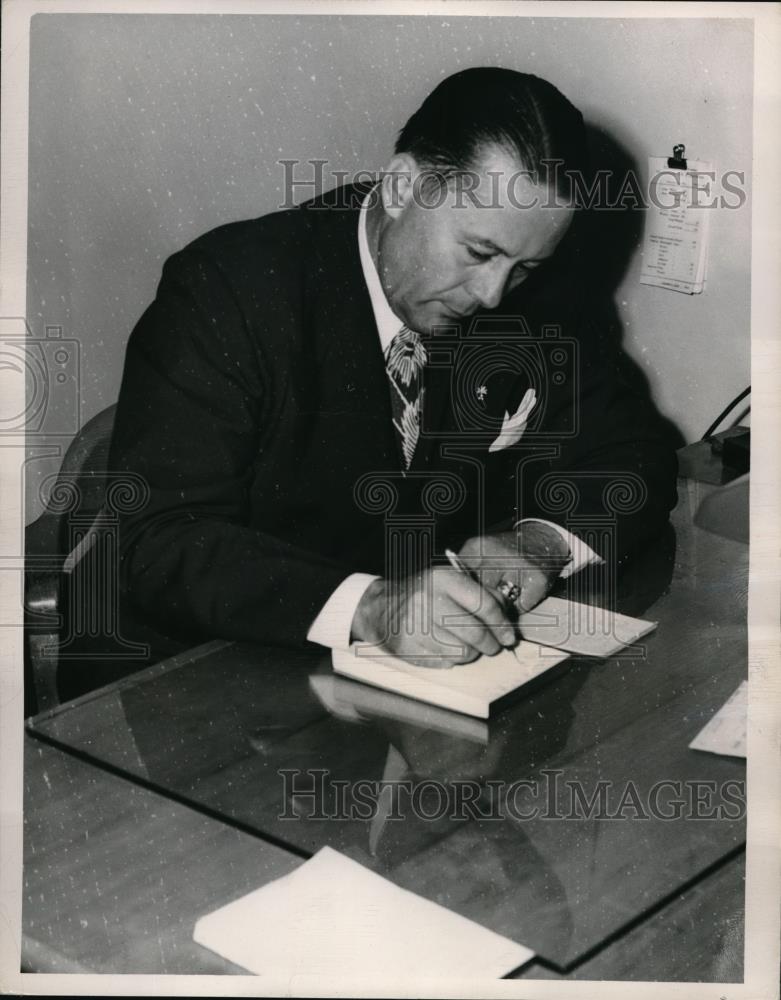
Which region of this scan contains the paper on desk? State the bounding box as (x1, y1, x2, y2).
(517, 596, 657, 658)
(193, 846, 534, 978)
(689, 681, 747, 758)
(332, 640, 569, 719)
(639, 156, 712, 295)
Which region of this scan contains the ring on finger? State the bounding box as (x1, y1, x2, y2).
(497, 580, 521, 604)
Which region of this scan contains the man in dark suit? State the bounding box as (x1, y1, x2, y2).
(89, 67, 676, 689)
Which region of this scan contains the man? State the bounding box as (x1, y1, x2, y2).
(76, 68, 676, 693)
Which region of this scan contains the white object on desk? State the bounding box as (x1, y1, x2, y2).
(330, 597, 656, 719)
(689, 680, 747, 758)
(193, 845, 534, 979)
(517, 596, 657, 658)
(332, 640, 570, 719)
(309, 672, 490, 743)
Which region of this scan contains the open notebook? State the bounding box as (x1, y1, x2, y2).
(332, 640, 570, 719)
(332, 597, 656, 719)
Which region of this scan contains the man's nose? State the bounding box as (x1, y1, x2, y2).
(469, 264, 509, 310)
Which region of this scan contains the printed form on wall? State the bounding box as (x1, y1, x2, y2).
(640, 155, 713, 295)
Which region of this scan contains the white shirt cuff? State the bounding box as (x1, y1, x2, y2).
(306, 572, 380, 649)
(516, 518, 604, 580)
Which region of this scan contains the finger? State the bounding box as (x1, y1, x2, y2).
(436, 636, 483, 665)
(406, 659, 463, 669)
(406, 622, 484, 667)
(474, 586, 519, 645)
(396, 591, 487, 663)
(381, 576, 486, 667)
(425, 650, 481, 667)
(433, 609, 493, 660)
(400, 653, 465, 669)
(382, 630, 466, 669)
(441, 618, 501, 657)
(517, 566, 554, 612)
(443, 574, 517, 647)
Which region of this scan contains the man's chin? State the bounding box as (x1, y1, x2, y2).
(403, 304, 466, 335)
(423, 308, 465, 334)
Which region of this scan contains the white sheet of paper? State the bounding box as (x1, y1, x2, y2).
(193, 846, 534, 979)
(332, 640, 569, 719)
(639, 155, 712, 294)
(689, 681, 747, 758)
(517, 596, 657, 658)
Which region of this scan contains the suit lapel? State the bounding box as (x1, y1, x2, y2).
(303, 191, 400, 473)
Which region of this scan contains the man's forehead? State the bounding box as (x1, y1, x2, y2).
(461, 164, 562, 210)
(430, 151, 571, 239)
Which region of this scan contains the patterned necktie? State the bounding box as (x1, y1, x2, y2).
(384, 325, 427, 469)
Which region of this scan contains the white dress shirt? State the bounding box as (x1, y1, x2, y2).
(307, 192, 601, 649)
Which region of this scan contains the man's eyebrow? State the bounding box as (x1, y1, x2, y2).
(466, 235, 507, 254)
(465, 234, 549, 263)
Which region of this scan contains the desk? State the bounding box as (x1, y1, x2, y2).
(24, 479, 747, 978)
(22, 738, 299, 974)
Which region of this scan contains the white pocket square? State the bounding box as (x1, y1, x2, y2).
(488, 388, 537, 453)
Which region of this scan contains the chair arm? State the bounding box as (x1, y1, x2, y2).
(25, 573, 60, 620)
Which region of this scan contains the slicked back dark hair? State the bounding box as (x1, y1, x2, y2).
(395, 67, 587, 195)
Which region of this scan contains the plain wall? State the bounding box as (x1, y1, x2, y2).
(25, 13, 753, 522)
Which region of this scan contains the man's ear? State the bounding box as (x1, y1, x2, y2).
(380, 153, 417, 219)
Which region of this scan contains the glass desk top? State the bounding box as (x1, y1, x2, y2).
(28, 486, 747, 969)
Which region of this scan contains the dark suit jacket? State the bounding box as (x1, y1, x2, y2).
(106, 184, 678, 654)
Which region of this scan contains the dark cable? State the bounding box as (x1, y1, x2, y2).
(702, 386, 751, 441)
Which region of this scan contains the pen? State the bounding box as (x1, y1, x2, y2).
(444, 547, 478, 581)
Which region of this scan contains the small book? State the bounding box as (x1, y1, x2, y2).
(331, 640, 570, 719)
(517, 596, 657, 658)
(193, 846, 534, 979)
(309, 672, 490, 743)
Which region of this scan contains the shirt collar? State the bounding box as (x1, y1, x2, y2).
(358, 188, 405, 354)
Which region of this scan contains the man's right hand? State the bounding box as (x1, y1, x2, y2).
(350, 568, 517, 668)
